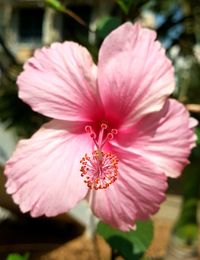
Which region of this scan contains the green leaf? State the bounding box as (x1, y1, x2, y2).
(195, 127, 200, 145)
(45, 0, 65, 12)
(96, 16, 122, 40)
(45, 0, 86, 26)
(116, 0, 129, 14)
(97, 220, 153, 260)
(6, 253, 30, 260)
(116, 0, 135, 14)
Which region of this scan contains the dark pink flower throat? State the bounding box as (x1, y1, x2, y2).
(80, 123, 119, 190)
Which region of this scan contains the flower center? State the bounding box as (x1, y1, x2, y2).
(80, 123, 119, 190)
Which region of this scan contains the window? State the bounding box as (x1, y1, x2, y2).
(18, 8, 44, 43)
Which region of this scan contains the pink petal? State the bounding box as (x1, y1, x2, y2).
(18, 42, 102, 122)
(98, 22, 175, 128)
(117, 99, 197, 178)
(88, 151, 167, 231)
(4, 120, 92, 217)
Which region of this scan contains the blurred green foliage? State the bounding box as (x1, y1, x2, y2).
(6, 253, 30, 260)
(196, 128, 200, 145)
(96, 16, 122, 40)
(0, 81, 47, 138)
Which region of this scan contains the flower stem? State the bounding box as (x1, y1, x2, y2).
(90, 214, 101, 260)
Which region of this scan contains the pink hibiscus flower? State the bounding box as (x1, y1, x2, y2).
(4, 23, 197, 231)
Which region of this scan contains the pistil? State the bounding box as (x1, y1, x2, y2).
(80, 123, 119, 190)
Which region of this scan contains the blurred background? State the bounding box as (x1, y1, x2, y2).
(0, 0, 200, 259)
